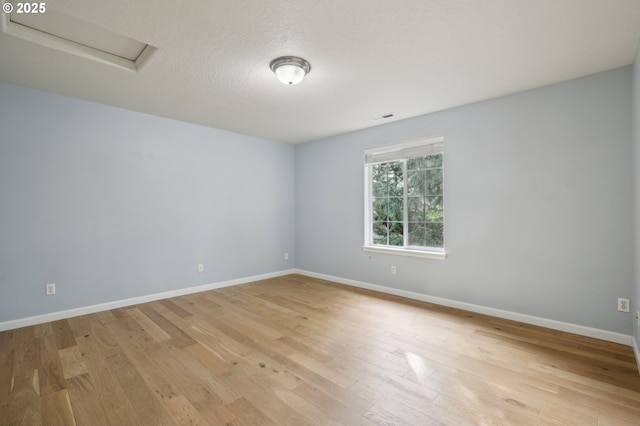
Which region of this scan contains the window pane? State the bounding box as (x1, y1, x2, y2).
(372, 198, 388, 221)
(372, 180, 386, 198)
(408, 222, 426, 246)
(426, 153, 442, 168)
(372, 162, 404, 197)
(407, 170, 425, 196)
(426, 196, 443, 223)
(388, 222, 403, 246)
(373, 235, 387, 245)
(387, 162, 404, 196)
(425, 223, 444, 247)
(372, 221, 388, 245)
(407, 196, 425, 222)
(407, 156, 426, 170)
(425, 169, 443, 195)
(388, 197, 403, 221)
(372, 163, 388, 197)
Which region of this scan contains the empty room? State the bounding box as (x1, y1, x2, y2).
(2, 0, 640, 424)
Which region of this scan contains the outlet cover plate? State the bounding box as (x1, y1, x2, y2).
(45, 283, 56, 296)
(618, 298, 630, 312)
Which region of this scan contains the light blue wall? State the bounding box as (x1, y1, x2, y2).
(0, 83, 295, 322)
(296, 67, 633, 334)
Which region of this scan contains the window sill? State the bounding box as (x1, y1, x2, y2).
(362, 245, 447, 260)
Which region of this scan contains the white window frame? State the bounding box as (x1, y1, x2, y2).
(363, 136, 447, 260)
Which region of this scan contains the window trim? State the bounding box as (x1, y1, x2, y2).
(361, 244, 447, 260)
(363, 136, 447, 260)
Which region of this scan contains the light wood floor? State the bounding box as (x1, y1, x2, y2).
(1, 274, 640, 425)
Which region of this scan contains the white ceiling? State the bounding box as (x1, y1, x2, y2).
(1, 0, 640, 144)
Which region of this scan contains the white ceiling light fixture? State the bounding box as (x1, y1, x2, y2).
(270, 56, 311, 85)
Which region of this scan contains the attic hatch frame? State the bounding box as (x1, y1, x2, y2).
(0, 0, 156, 72)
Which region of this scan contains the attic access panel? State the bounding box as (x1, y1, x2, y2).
(0, 1, 155, 71)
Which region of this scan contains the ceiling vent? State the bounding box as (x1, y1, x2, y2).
(0, 1, 155, 72)
(374, 113, 395, 121)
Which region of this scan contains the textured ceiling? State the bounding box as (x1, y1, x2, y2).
(1, 0, 640, 144)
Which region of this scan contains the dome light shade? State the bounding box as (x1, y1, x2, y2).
(270, 56, 311, 85)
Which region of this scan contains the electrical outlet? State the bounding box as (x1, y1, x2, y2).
(391, 265, 397, 275)
(45, 283, 56, 296)
(198, 264, 204, 273)
(618, 298, 629, 312)
(284, 252, 289, 260)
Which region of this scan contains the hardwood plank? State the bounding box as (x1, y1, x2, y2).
(51, 320, 76, 350)
(348, 375, 438, 419)
(8, 369, 41, 425)
(276, 334, 333, 363)
(136, 304, 196, 348)
(163, 343, 241, 405)
(106, 352, 176, 425)
(148, 343, 234, 417)
(75, 317, 122, 359)
(163, 394, 209, 425)
(427, 368, 541, 423)
(12, 327, 38, 377)
(95, 310, 117, 323)
(41, 389, 76, 426)
(269, 385, 336, 424)
(363, 403, 413, 426)
(222, 373, 311, 425)
(351, 380, 470, 426)
(181, 316, 254, 358)
(528, 361, 640, 401)
(126, 307, 172, 342)
(185, 342, 231, 375)
(58, 346, 88, 379)
(67, 315, 93, 338)
(33, 323, 52, 339)
(292, 382, 377, 426)
(158, 298, 193, 319)
(37, 334, 66, 396)
(74, 328, 144, 425)
(225, 397, 275, 426)
(288, 352, 357, 389)
(242, 351, 303, 390)
(431, 392, 542, 426)
(65, 373, 110, 425)
(105, 319, 181, 402)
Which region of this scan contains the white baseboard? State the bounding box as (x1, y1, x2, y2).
(0, 269, 296, 332)
(295, 269, 634, 346)
(3, 267, 634, 351)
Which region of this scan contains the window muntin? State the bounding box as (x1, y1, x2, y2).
(365, 137, 444, 255)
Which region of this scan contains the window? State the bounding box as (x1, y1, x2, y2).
(363, 136, 446, 259)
